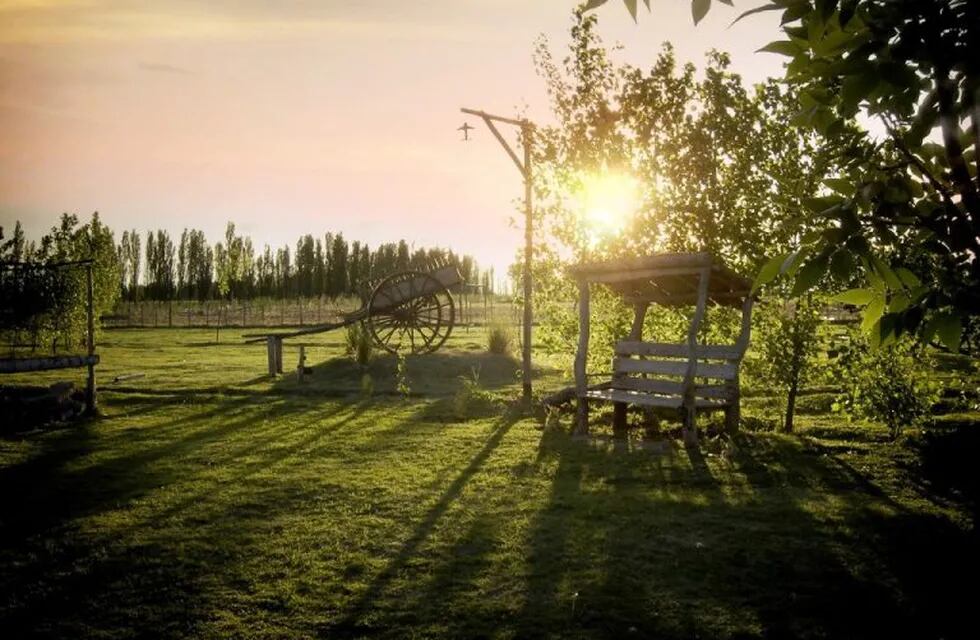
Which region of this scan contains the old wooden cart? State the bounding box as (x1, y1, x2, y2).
(246, 265, 462, 374)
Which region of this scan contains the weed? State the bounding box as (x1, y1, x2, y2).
(344, 322, 373, 367)
(486, 322, 514, 355)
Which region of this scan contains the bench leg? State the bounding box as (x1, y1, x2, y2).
(724, 401, 740, 434)
(683, 405, 698, 447)
(575, 397, 589, 437)
(613, 402, 628, 438)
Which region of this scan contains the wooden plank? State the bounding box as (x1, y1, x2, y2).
(586, 388, 684, 408)
(585, 388, 727, 410)
(614, 357, 738, 380)
(0, 354, 99, 374)
(372, 266, 461, 311)
(568, 252, 713, 277)
(612, 377, 732, 399)
(615, 341, 743, 360)
(574, 281, 590, 435)
(584, 266, 705, 285)
(612, 377, 684, 395)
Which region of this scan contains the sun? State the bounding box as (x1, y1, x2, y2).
(576, 171, 640, 244)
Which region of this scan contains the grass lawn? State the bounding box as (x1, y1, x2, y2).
(1, 328, 978, 638)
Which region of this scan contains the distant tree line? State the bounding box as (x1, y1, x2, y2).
(2, 213, 499, 349)
(119, 221, 495, 302)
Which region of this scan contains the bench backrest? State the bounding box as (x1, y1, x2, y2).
(611, 340, 745, 401)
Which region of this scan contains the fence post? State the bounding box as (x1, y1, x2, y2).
(85, 264, 97, 414)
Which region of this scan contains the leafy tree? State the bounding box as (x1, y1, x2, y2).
(328, 233, 349, 297)
(531, 12, 836, 370)
(2, 213, 119, 350)
(745, 296, 821, 432)
(589, 0, 980, 352)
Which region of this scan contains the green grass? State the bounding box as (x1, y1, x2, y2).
(1, 328, 978, 638)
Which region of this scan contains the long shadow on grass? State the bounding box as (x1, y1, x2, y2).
(504, 428, 972, 639)
(732, 432, 974, 638)
(324, 413, 519, 637)
(0, 393, 375, 637)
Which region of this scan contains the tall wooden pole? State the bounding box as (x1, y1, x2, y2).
(460, 107, 535, 404)
(521, 123, 533, 403)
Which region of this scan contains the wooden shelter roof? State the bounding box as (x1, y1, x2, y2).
(568, 252, 753, 309)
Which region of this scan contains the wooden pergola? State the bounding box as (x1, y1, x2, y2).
(569, 252, 754, 445)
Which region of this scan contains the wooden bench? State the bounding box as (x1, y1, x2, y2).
(584, 340, 744, 432)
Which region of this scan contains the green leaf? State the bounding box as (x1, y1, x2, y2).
(832, 288, 873, 305)
(752, 251, 790, 293)
(861, 295, 885, 333)
(895, 267, 921, 288)
(582, 0, 609, 11)
(822, 177, 855, 195)
(757, 40, 802, 57)
(692, 0, 711, 24)
(871, 256, 902, 290)
(791, 253, 828, 296)
(829, 249, 855, 280)
(840, 73, 878, 111)
(926, 312, 962, 352)
(783, 247, 809, 277)
(716, 0, 733, 6)
(781, 3, 810, 24)
(624, 0, 638, 21)
(887, 292, 909, 313)
(732, 3, 782, 26)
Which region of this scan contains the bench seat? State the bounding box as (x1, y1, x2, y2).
(584, 388, 728, 409)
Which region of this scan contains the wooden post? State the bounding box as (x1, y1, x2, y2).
(574, 280, 590, 436)
(521, 123, 533, 404)
(726, 297, 754, 434)
(613, 302, 647, 436)
(267, 336, 278, 376)
(275, 337, 283, 374)
(683, 267, 711, 447)
(297, 345, 306, 382)
(460, 108, 535, 404)
(85, 264, 96, 415)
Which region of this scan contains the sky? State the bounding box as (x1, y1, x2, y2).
(0, 0, 784, 276)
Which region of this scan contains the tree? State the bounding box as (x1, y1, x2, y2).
(2, 213, 120, 350)
(589, 0, 980, 352)
(177, 229, 189, 299)
(747, 297, 821, 432)
(0, 221, 27, 261)
(530, 12, 837, 369)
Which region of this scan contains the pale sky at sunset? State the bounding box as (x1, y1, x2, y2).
(0, 1, 783, 274)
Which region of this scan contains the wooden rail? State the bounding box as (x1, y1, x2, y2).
(0, 354, 100, 374)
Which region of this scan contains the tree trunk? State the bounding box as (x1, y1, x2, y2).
(784, 376, 798, 433)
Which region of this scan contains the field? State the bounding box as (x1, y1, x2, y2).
(1, 328, 978, 639)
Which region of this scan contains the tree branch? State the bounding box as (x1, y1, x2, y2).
(934, 67, 980, 218)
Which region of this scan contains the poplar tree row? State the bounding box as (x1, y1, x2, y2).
(117, 222, 493, 302)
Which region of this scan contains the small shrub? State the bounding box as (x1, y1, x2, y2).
(395, 354, 411, 398)
(487, 323, 514, 355)
(453, 366, 499, 419)
(832, 336, 940, 439)
(345, 322, 373, 367)
(360, 373, 374, 398)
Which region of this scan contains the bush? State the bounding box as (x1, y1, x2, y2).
(345, 322, 373, 366)
(832, 336, 940, 439)
(395, 353, 411, 398)
(452, 366, 499, 419)
(487, 323, 514, 355)
(743, 297, 821, 433)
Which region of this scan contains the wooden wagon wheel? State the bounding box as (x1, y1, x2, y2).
(366, 270, 455, 355)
